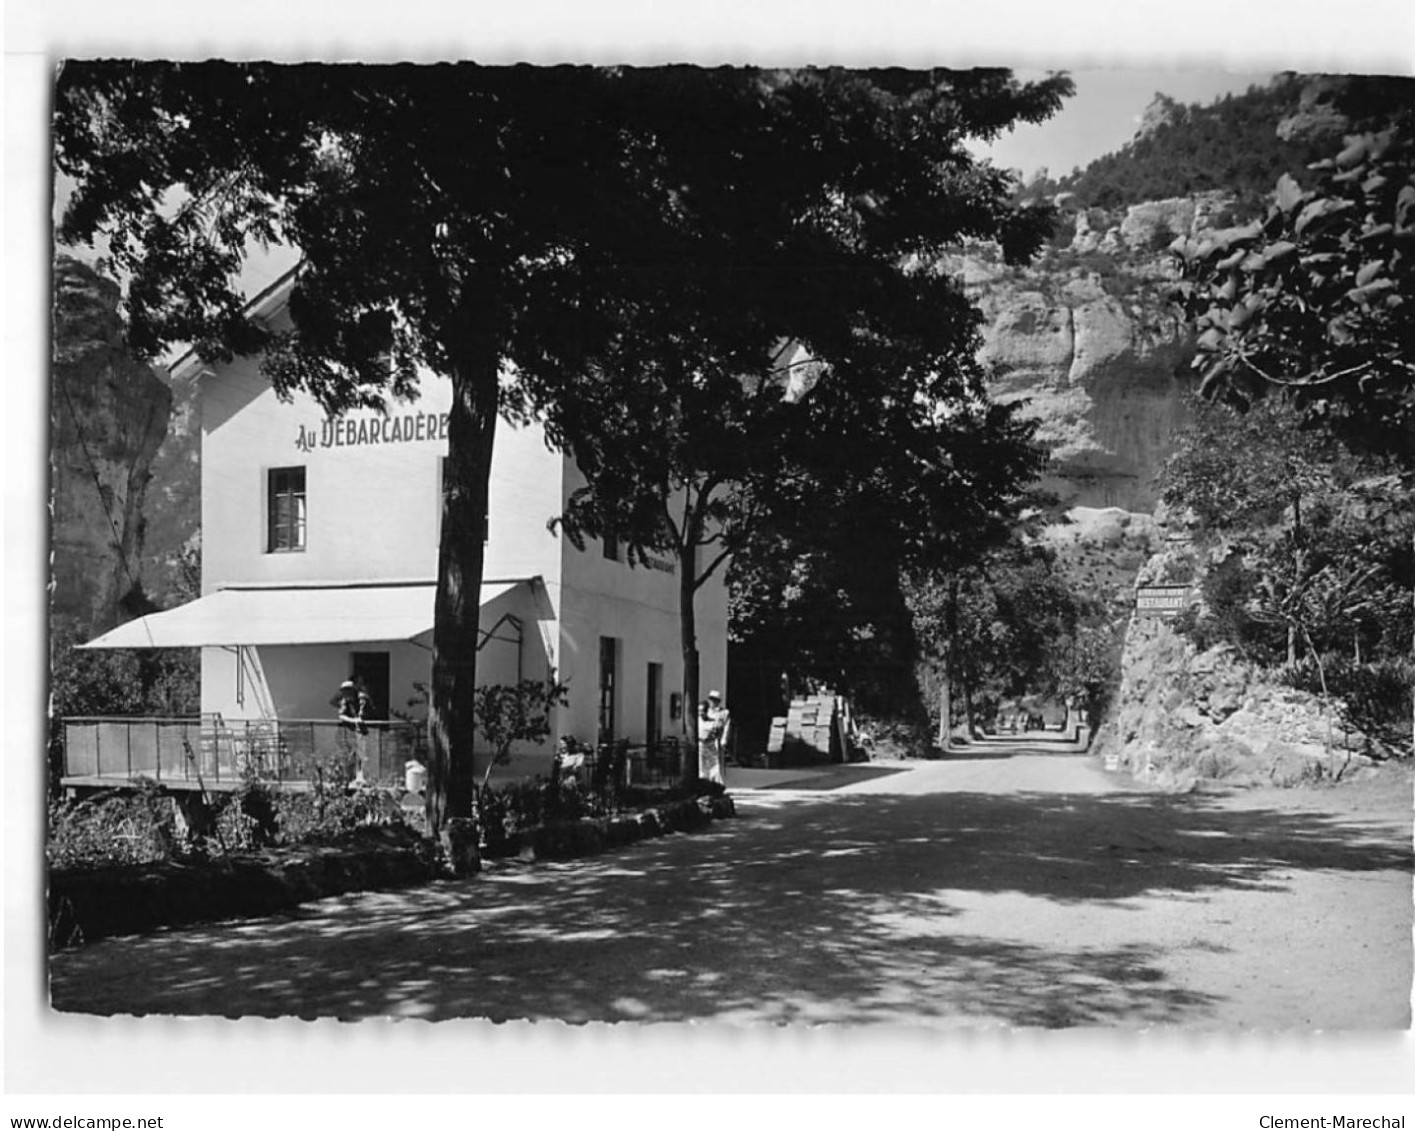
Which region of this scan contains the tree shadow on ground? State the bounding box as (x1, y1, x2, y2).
(760, 764, 912, 789)
(49, 784, 1412, 1026)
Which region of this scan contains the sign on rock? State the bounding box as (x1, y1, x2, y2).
(1135, 585, 1190, 616)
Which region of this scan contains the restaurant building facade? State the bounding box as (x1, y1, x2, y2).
(76, 273, 727, 786)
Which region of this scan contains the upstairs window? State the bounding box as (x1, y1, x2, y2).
(267, 466, 307, 552)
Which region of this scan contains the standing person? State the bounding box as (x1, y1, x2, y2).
(698, 690, 730, 785)
(332, 678, 370, 783)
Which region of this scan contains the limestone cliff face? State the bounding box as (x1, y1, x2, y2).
(138, 368, 201, 610)
(960, 196, 1213, 512)
(50, 256, 173, 638)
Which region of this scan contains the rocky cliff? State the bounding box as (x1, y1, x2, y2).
(962, 195, 1212, 514)
(50, 256, 173, 638)
(1097, 615, 1381, 790)
(138, 368, 201, 610)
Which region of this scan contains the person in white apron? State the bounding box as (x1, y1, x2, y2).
(698, 690, 730, 785)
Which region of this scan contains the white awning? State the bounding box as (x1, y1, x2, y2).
(80, 582, 522, 649)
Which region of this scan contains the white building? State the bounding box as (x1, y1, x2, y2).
(79, 272, 728, 785)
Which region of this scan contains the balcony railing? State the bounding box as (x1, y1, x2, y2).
(61, 716, 426, 789)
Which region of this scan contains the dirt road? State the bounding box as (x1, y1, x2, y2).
(48, 753, 1413, 1027)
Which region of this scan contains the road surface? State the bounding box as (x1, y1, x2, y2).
(48, 752, 1413, 1027)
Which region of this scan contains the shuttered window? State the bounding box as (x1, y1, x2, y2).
(267, 467, 306, 552)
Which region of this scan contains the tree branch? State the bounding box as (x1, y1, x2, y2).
(693, 544, 735, 592)
(1235, 348, 1374, 389)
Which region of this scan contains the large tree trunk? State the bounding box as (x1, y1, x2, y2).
(678, 544, 701, 786)
(426, 325, 500, 868)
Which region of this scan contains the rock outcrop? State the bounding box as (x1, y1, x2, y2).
(960, 197, 1208, 513)
(1096, 599, 1380, 791)
(1041, 506, 1162, 601)
(138, 369, 201, 610)
(50, 257, 173, 638)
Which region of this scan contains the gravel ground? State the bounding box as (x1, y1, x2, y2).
(48, 753, 1413, 1028)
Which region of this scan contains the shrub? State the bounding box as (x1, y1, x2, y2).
(1282, 655, 1414, 755)
(477, 773, 598, 854)
(49, 762, 416, 871)
(47, 779, 177, 869)
(1174, 554, 1284, 661)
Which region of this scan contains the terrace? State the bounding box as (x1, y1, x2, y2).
(58, 717, 693, 796)
(59, 716, 424, 795)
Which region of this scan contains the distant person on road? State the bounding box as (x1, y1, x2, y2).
(698, 691, 730, 785)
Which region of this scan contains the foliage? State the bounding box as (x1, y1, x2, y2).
(472, 676, 570, 787)
(1172, 553, 1284, 661)
(47, 762, 414, 871)
(729, 400, 1047, 722)
(1020, 76, 1360, 216)
(56, 62, 1073, 827)
(538, 72, 1070, 772)
(1283, 654, 1415, 751)
(1170, 124, 1415, 456)
(1051, 621, 1126, 730)
(272, 761, 409, 844)
(48, 626, 200, 791)
(1161, 396, 1413, 672)
(1159, 396, 1335, 533)
(907, 531, 1119, 734)
(47, 779, 179, 869)
(477, 775, 593, 855)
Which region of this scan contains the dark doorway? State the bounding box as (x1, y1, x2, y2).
(350, 651, 390, 720)
(646, 662, 663, 746)
(598, 636, 618, 745)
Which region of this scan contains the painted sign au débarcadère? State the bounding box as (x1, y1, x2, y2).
(296, 410, 450, 453)
(1135, 585, 1191, 616)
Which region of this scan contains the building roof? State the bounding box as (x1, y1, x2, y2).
(168, 258, 302, 383)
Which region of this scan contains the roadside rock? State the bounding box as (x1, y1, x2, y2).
(1098, 612, 1380, 790)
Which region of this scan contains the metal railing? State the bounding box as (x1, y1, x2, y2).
(62, 718, 700, 796)
(61, 716, 426, 788)
(553, 737, 689, 798)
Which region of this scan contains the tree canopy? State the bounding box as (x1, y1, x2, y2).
(1169, 123, 1415, 455)
(55, 61, 1073, 841)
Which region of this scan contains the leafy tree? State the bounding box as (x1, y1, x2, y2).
(1161, 395, 1414, 757)
(1169, 125, 1415, 455)
(48, 623, 200, 793)
(1160, 395, 1333, 536)
(731, 398, 1046, 735)
(1052, 621, 1125, 731)
(909, 535, 1099, 736)
(1161, 396, 1412, 665)
(472, 676, 570, 817)
(1053, 75, 1338, 215)
(54, 62, 1071, 837)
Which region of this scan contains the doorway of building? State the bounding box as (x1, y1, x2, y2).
(646, 662, 663, 746)
(349, 651, 390, 720)
(598, 636, 618, 745)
